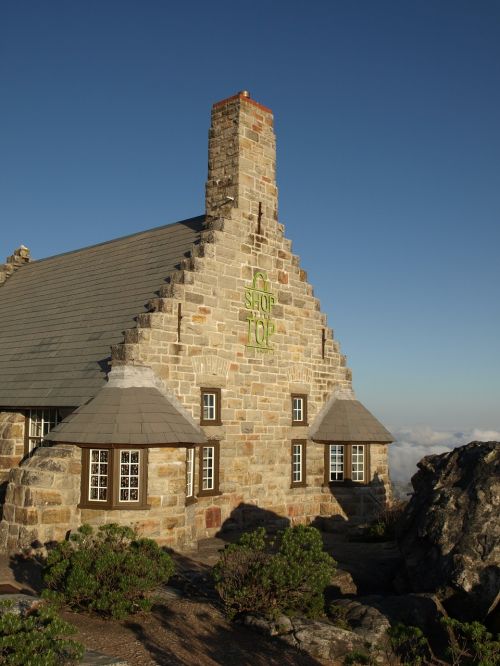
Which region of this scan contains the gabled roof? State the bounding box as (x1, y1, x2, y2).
(0, 216, 204, 408)
(47, 385, 207, 446)
(310, 397, 393, 443)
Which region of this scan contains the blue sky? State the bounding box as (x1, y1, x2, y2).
(1, 1, 499, 442)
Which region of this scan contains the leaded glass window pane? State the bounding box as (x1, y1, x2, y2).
(89, 449, 108, 501)
(119, 449, 141, 502)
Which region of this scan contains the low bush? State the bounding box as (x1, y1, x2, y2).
(0, 600, 84, 666)
(343, 652, 375, 665)
(442, 617, 500, 666)
(213, 525, 336, 620)
(387, 622, 430, 665)
(42, 523, 175, 619)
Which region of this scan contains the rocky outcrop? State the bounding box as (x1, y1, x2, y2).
(241, 610, 390, 663)
(397, 441, 500, 620)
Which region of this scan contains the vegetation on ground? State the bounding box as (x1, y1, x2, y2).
(442, 617, 500, 666)
(387, 623, 430, 665)
(213, 525, 336, 620)
(42, 523, 175, 619)
(364, 500, 407, 542)
(0, 600, 84, 666)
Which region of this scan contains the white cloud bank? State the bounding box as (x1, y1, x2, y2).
(389, 426, 500, 487)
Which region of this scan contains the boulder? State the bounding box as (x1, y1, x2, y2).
(0, 593, 40, 616)
(331, 598, 391, 646)
(327, 567, 358, 597)
(241, 607, 391, 663)
(397, 441, 500, 620)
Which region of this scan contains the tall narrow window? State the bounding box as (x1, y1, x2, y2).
(200, 388, 222, 425)
(291, 394, 307, 426)
(119, 450, 140, 502)
(351, 444, 365, 482)
(26, 408, 60, 453)
(186, 447, 195, 503)
(198, 441, 220, 496)
(291, 440, 307, 487)
(89, 449, 109, 502)
(329, 444, 344, 482)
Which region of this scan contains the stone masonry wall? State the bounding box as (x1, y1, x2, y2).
(0, 412, 25, 507)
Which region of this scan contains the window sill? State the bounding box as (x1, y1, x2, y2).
(323, 481, 368, 488)
(290, 482, 308, 489)
(200, 421, 223, 427)
(185, 496, 197, 507)
(78, 502, 151, 511)
(197, 490, 222, 498)
(291, 421, 308, 427)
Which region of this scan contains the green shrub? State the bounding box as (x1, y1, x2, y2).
(213, 525, 335, 620)
(42, 523, 175, 619)
(442, 617, 500, 666)
(387, 623, 430, 665)
(343, 651, 375, 665)
(0, 601, 84, 665)
(328, 602, 351, 630)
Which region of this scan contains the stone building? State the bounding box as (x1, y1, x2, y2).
(0, 91, 393, 552)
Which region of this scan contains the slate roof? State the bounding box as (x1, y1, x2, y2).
(310, 399, 393, 443)
(0, 217, 204, 408)
(47, 385, 207, 446)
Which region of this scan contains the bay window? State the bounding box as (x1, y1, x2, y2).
(325, 443, 370, 484)
(80, 447, 148, 509)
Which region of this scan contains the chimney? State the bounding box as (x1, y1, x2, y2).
(205, 91, 278, 225)
(0, 245, 31, 286)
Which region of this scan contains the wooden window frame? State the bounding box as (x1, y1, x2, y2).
(200, 388, 222, 426)
(324, 443, 371, 486)
(80, 447, 149, 510)
(291, 394, 308, 426)
(290, 440, 307, 488)
(198, 441, 221, 497)
(185, 446, 197, 506)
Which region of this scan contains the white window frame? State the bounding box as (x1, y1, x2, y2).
(351, 444, 365, 482)
(292, 442, 303, 484)
(186, 447, 195, 499)
(292, 397, 304, 423)
(202, 445, 215, 491)
(27, 408, 60, 453)
(89, 449, 110, 502)
(118, 449, 141, 503)
(202, 392, 217, 421)
(329, 444, 345, 482)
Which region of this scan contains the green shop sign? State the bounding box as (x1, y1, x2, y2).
(244, 272, 275, 351)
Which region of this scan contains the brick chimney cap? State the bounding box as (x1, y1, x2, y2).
(212, 91, 272, 114)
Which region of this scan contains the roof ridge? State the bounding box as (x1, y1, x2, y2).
(25, 215, 206, 266)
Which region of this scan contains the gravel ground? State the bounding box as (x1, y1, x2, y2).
(63, 597, 327, 666)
